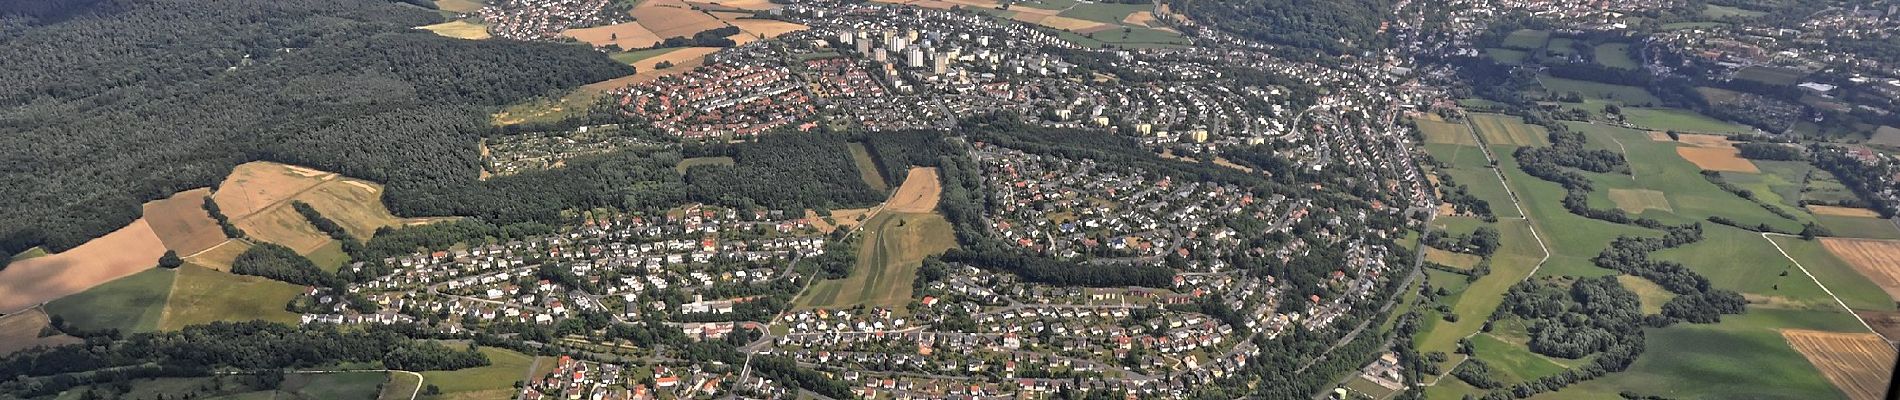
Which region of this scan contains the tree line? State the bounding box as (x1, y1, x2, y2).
(232, 242, 341, 288)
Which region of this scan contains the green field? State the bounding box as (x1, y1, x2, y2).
(9, 246, 48, 261)
(1539, 75, 1663, 106)
(308, 239, 351, 273)
(610, 47, 681, 65)
(1593, 43, 1638, 69)
(847, 143, 890, 191)
(1501, 29, 1550, 50)
(1656, 225, 1838, 308)
(260, 372, 390, 400)
(1545, 38, 1578, 59)
(1470, 331, 1577, 384)
(1492, 141, 1655, 278)
(1424, 142, 1522, 219)
(1767, 235, 1897, 311)
(1055, 2, 1149, 24)
(1814, 214, 1900, 240)
(1703, 4, 1767, 18)
(795, 212, 956, 310)
(1661, 21, 1728, 30)
(380, 371, 424, 400)
(1412, 219, 1543, 371)
(1567, 122, 1803, 233)
(1718, 161, 1814, 224)
(44, 267, 174, 334)
(1468, 113, 1550, 147)
(675, 156, 736, 174)
(1622, 108, 1753, 134)
(1485, 48, 1528, 65)
(1537, 309, 1862, 400)
(1617, 275, 1676, 314)
(159, 264, 304, 330)
(1418, 119, 1478, 145)
(419, 346, 537, 399)
(1736, 66, 1805, 86)
(56, 376, 265, 400)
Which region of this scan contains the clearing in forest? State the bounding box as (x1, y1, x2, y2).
(1781, 329, 1897, 400)
(214, 161, 446, 254)
(418, 20, 491, 40)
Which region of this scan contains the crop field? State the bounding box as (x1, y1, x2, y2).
(797, 212, 955, 310)
(419, 20, 491, 40)
(380, 370, 424, 400)
(1057, 2, 1147, 24)
(420, 346, 537, 399)
(1804, 170, 1864, 205)
(1816, 215, 1900, 240)
(1423, 247, 1481, 269)
(1676, 147, 1759, 172)
(1417, 119, 1478, 145)
(43, 267, 174, 334)
(0, 219, 169, 313)
(1493, 146, 1651, 278)
(433, 0, 486, 13)
(1571, 122, 1801, 232)
(1781, 330, 1897, 400)
(582, 46, 723, 90)
(1704, 4, 1768, 18)
(216, 162, 440, 253)
(1543, 309, 1864, 400)
(1607, 188, 1672, 213)
(158, 265, 302, 331)
(675, 156, 735, 174)
(1413, 219, 1544, 369)
(1468, 113, 1550, 147)
(143, 188, 228, 255)
(1594, 43, 1639, 69)
(266, 372, 390, 400)
(1469, 331, 1577, 384)
(727, 18, 808, 41)
(1424, 143, 1523, 219)
(1486, 48, 1528, 65)
(1659, 224, 1836, 308)
(1818, 238, 1900, 302)
(562, 22, 663, 50)
(1811, 205, 1883, 218)
(1624, 108, 1755, 134)
(0, 308, 82, 356)
(308, 240, 351, 272)
(1767, 236, 1895, 312)
(185, 240, 251, 271)
(1501, 29, 1550, 49)
(1539, 75, 1663, 106)
(629, 0, 728, 39)
(883, 168, 943, 213)
(847, 143, 890, 191)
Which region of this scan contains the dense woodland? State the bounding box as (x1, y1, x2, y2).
(0, 0, 633, 256)
(1173, 0, 1390, 54)
(683, 133, 884, 210)
(231, 243, 341, 288)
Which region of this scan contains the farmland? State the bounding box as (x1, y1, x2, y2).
(1594, 43, 1639, 69)
(1468, 113, 1550, 147)
(1623, 108, 1756, 135)
(1782, 330, 1898, 400)
(1417, 118, 1478, 145)
(1617, 275, 1676, 314)
(0, 219, 169, 313)
(847, 143, 891, 191)
(1538, 75, 1663, 105)
(214, 161, 446, 253)
(1767, 236, 1895, 312)
(1541, 309, 1864, 400)
(419, 346, 539, 399)
(1501, 29, 1550, 49)
(1816, 215, 1900, 240)
(1568, 122, 1801, 233)
(187, 240, 253, 271)
(43, 267, 174, 334)
(1676, 146, 1759, 172)
(1607, 188, 1672, 213)
(143, 188, 228, 255)
(1411, 219, 1544, 371)
(0, 308, 82, 356)
(563, 22, 664, 50)
(1423, 143, 1522, 219)
(1423, 247, 1481, 269)
(158, 264, 304, 331)
(1817, 238, 1900, 302)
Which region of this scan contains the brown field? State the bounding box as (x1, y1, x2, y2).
(1859, 311, 1900, 343)
(727, 18, 808, 39)
(1676, 133, 1735, 148)
(418, 20, 492, 40)
(1423, 247, 1481, 269)
(0, 219, 167, 312)
(1676, 147, 1759, 173)
(1646, 131, 1672, 141)
(631, 0, 729, 39)
(884, 168, 943, 213)
(1869, 126, 1900, 147)
(582, 47, 723, 91)
(1781, 329, 1897, 400)
(1607, 188, 1672, 213)
(1812, 205, 1884, 218)
(185, 240, 252, 272)
(239, 205, 334, 253)
(1123, 11, 1157, 27)
(0, 308, 82, 356)
(686, 0, 782, 10)
(1036, 15, 1110, 31)
(563, 22, 664, 50)
(807, 208, 874, 234)
(215, 162, 445, 254)
(212, 162, 336, 218)
(143, 188, 228, 255)
(1821, 238, 1900, 300)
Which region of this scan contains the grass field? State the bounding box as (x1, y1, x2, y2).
(1594, 43, 1639, 69)
(1470, 331, 1577, 384)
(675, 156, 736, 174)
(1424, 247, 1482, 269)
(1736, 66, 1806, 86)
(308, 240, 351, 273)
(493, 89, 604, 126)
(1704, 4, 1767, 18)
(1569, 122, 1802, 233)
(419, 346, 536, 399)
(795, 212, 955, 310)
(380, 371, 423, 400)
(610, 47, 683, 65)
(1538, 309, 1863, 400)
(0, 308, 81, 356)
(418, 20, 491, 40)
(1412, 219, 1543, 371)
(55, 376, 264, 400)
(1661, 21, 1729, 30)
(1617, 275, 1677, 314)
(1539, 75, 1663, 106)
(1607, 188, 1671, 214)
(1469, 113, 1550, 147)
(158, 264, 303, 330)
(269, 372, 390, 400)
(563, 21, 663, 50)
(187, 240, 252, 271)
(1818, 238, 1900, 303)
(1418, 119, 1478, 145)
(1492, 141, 1655, 278)
(44, 267, 174, 334)
(1623, 108, 1754, 134)
(847, 143, 890, 191)
(1815, 214, 1900, 240)
(1423, 143, 1522, 219)
(1502, 29, 1550, 50)
(1659, 224, 1838, 308)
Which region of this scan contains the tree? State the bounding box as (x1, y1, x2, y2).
(158, 251, 183, 269)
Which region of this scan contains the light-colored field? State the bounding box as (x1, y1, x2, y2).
(214, 162, 337, 217)
(433, 0, 486, 13)
(1677, 147, 1759, 173)
(846, 143, 890, 191)
(1607, 188, 1672, 213)
(1034, 15, 1109, 31)
(420, 346, 537, 399)
(1781, 329, 1897, 400)
(796, 212, 956, 310)
(215, 162, 442, 253)
(1469, 113, 1550, 147)
(1617, 275, 1677, 314)
(1869, 126, 1900, 147)
(675, 156, 735, 174)
(0, 308, 82, 356)
(241, 205, 334, 253)
(884, 167, 942, 213)
(158, 265, 302, 331)
(1819, 238, 1900, 301)
(0, 219, 167, 313)
(563, 22, 664, 50)
(582, 47, 722, 91)
(143, 188, 228, 255)
(686, 0, 782, 10)
(1417, 119, 1478, 145)
(1423, 247, 1481, 270)
(728, 18, 808, 39)
(631, 0, 728, 39)
(186, 240, 252, 271)
(1812, 205, 1883, 218)
(1123, 11, 1157, 27)
(807, 208, 873, 234)
(1675, 133, 1735, 148)
(418, 20, 491, 40)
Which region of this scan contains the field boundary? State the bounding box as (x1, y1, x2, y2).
(1762, 233, 1886, 341)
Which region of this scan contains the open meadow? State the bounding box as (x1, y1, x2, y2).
(847, 143, 891, 191)
(1468, 113, 1550, 147)
(419, 346, 539, 400)
(42, 267, 174, 334)
(158, 264, 303, 330)
(796, 168, 953, 310)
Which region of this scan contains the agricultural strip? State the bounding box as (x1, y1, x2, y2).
(158, 264, 304, 330)
(42, 267, 174, 334)
(0, 219, 169, 312)
(1782, 329, 1898, 400)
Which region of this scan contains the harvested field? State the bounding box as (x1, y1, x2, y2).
(240, 205, 333, 254)
(1781, 329, 1897, 400)
(1676, 133, 1735, 148)
(418, 20, 491, 40)
(581, 47, 722, 91)
(213, 162, 335, 218)
(1871, 126, 1900, 147)
(143, 188, 227, 255)
(214, 162, 443, 253)
(631, 0, 728, 39)
(1858, 311, 1900, 342)
(296, 179, 410, 240)
(563, 22, 664, 50)
(0, 219, 167, 312)
(1813, 205, 1884, 218)
(1423, 247, 1481, 270)
(1035, 15, 1109, 31)
(796, 212, 955, 310)
(186, 240, 251, 271)
(685, 0, 782, 10)
(884, 167, 942, 213)
(727, 18, 808, 39)
(1677, 147, 1759, 173)
(1647, 131, 1673, 141)
(0, 308, 81, 356)
(1820, 238, 1900, 301)
(1123, 11, 1157, 27)
(159, 265, 302, 330)
(1608, 188, 1672, 213)
(1417, 119, 1477, 145)
(808, 208, 873, 234)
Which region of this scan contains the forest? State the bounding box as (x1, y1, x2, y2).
(1172, 0, 1391, 55)
(0, 0, 633, 256)
(683, 133, 884, 210)
(232, 243, 342, 288)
